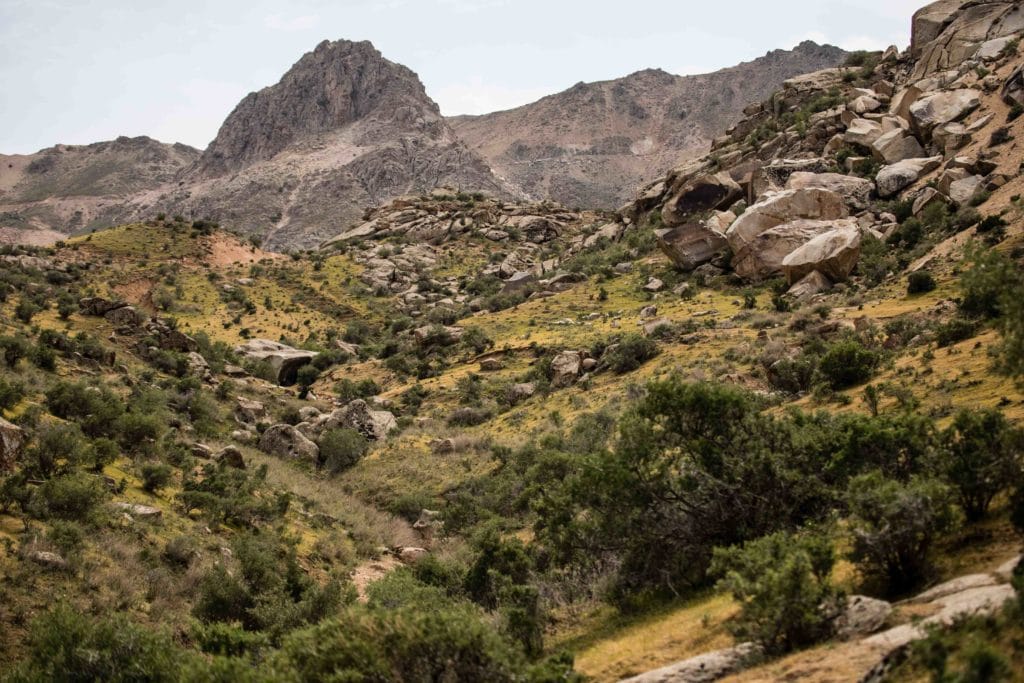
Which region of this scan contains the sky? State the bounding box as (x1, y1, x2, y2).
(0, 0, 926, 154)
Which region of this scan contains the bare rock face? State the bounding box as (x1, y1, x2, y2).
(234, 339, 318, 385)
(733, 218, 845, 281)
(259, 424, 319, 462)
(450, 42, 847, 210)
(0, 417, 25, 472)
(871, 130, 927, 164)
(661, 173, 743, 227)
(782, 223, 862, 284)
(908, 89, 980, 141)
(912, 1, 1024, 78)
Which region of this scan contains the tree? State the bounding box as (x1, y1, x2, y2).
(942, 409, 1023, 521)
(845, 472, 959, 596)
(317, 429, 368, 475)
(711, 530, 840, 654)
(818, 339, 879, 390)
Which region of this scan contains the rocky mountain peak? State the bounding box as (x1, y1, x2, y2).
(191, 38, 445, 178)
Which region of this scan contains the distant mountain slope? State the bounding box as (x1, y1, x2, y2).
(449, 41, 848, 210)
(0, 137, 199, 244)
(143, 39, 516, 250)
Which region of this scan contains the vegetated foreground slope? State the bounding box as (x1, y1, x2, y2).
(3, 1, 1024, 681)
(450, 41, 848, 210)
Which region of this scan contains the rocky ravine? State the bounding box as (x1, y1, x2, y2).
(450, 41, 848, 211)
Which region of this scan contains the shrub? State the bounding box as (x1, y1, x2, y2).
(28, 471, 108, 521)
(711, 530, 840, 654)
(845, 472, 959, 595)
(907, 271, 937, 295)
(941, 409, 1023, 521)
(318, 428, 369, 475)
(959, 246, 1020, 319)
(335, 378, 380, 403)
(935, 318, 977, 347)
(22, 422, 93, 478)
(45, 380, 125, 438)
(603, 334, 659, 374)
(448, 407, 491, 427)
(0, 335, 29, 368)
(141, 462, 174, 494)
(0, 376, 25, 411)
(818, 340, 879, 390)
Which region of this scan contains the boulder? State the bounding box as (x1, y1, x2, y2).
(734, 219, 840, 282)
(850, 94, 882, 114)
(871, 130, 926, 164)
(28, 550, 67, 570)
(890, 86, 923, 122)
(620, 642, 763, 683)
(843, 118, 884, 148)
(834, 595, 893, 640)
(234, 339, 318, 385)
(551, 351, 583, 388)
(479, 358, 504, 372)
(785, 172, 874, 211)
(113, 502, 163, 520)
(509, 383, 536, 403)
(259, 424, 319, 462)
(909, 89, 980, 141)
(397, 547, 429, 564)
(656, 223, 728, 271)
(912, 187, 953, 215)
(0, 416, 25, 472)
(323, 400, 397, 441)
(782, 224, 863, 284)
(78, 297, 126, 317)
(787, 270, 833, 301)
(1003, 65, 1024, 109)
(875, 156, 942, 198)
(413, 325, 464, 344)
(727, 188, 847, 258)
(933, 121, 971, 153)
(186, 352, 211, 380)
(104, 305, 145, 327)
(216, 446, 246, 469)
(661, 172, 743, 226)
(234, 397, 267, 424)
(948, 175, 986, 205)
(643, 277, 665, 293)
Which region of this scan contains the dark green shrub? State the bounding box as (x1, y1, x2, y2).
(907, 271, 937, 295)
(0, 376, 25, 411)
(318, 428, 369, 475)
(335, 378, 380, 403)
(960, 246, 1020, 319)
(711, 530, 840, 654)
(0, 335, 29, 368)
(818, 340, 879, 390)
(448, 406, 491, 427)
(141, 462, 174, 494)
(603, 334, 659, 374)
(942, 409, 1023, 521)
(28, 471, 108, 521)
(845, 472, 959, 595)
(935, 318, 977, 347)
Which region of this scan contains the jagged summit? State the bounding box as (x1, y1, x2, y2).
(192, 39, 447, 178)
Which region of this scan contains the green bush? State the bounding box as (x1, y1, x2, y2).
(960, 246, 1020, 319)
(28, 471, 108, 521)
(711, 530, 840, 654)
(818, 340, 879, 390)
(141, 462, 174, 494)
(845, 472, 959, 595)
(603, 334, 659, 374)
(0, 376, 25, 411)
(935, 318, 977, 347)
(335, 378, 380, 403)
(318, 428, 369, 475)
(942, 409, 1023, 521)
(0, 335, 30, 368)
(907, 271, 937, 295)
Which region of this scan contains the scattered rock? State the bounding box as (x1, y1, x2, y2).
(479, 358, 504, 372)
(323, 400, 397, 441)
(785, 173, 874, 211)
(787, 270, 833, 301)
(234, 339, 318, 385)
(551, 351, 583, 388)
(509, 383, 536, 403)
(643, 277, 665, 293)
(28, 550, 67, 570)
(259, 424, 319, 462)
(397, 547, 429, 564)
(113, 502, 163, 520)
(871, 130, 926, 164)
(234, 397, 267, 424)
(620, 642, 763, 683)
(643, 318, 673, 337)
(948, 175, 986, 205)
(834, 595, 892, 640)
(656, 223, 728, 271)
(909, 89, 980, 141)
(216, 446, 246, 469)
(875, 156, 942, 198)
(104, 305, 145, 327)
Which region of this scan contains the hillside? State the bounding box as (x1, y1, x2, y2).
(450, 41, 848, 210)
(2, 1, 1024, 681)
(0, 137, 200, 245)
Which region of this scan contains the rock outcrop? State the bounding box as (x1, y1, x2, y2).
(0, 417, 25, 472)
(234, 339, 318, 385)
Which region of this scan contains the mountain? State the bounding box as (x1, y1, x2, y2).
(133, 39, 516, 250)
(0, 136, 199, 244)
(449, 41, 848, 210)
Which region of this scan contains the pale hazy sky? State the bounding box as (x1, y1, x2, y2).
(0, 0, 925, 154)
